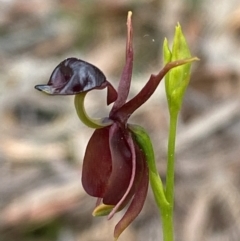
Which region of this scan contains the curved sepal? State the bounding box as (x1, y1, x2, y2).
(114, 144, 148, 240)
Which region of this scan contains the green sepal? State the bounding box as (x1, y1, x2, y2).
(163, 38, 172, 65)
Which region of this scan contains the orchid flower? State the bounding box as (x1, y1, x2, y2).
(35, 12, 196, 240)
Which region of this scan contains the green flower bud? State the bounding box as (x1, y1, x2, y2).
(164, 23, 197, 115)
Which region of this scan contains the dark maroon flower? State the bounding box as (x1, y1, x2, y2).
(35, 12, 191, 239)
(35, 13, 148, 239)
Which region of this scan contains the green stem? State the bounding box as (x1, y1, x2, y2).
(161, 111, 178, 241)
(161, 208, 174, 241)
(165, 112, 178, 205)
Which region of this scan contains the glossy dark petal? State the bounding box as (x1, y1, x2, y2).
(114, 145, 149, 239)
(35, 58, 108, 95)
(108, 135, 145, 219)
(103, 123, 132, 205)
(82, 127, 112, 197)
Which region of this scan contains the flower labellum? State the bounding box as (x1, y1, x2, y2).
(35, 57, 117, 105)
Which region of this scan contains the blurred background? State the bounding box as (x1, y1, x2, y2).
(1, 0, 240, 240)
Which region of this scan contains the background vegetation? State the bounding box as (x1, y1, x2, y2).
(1, 0, 240, 240)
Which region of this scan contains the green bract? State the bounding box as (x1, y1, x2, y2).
(164, 24, 194, 114)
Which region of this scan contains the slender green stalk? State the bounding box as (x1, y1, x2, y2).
(161, 111, 178, 241)
(161, 207, 174, 241)
(165, 112, 178, 206)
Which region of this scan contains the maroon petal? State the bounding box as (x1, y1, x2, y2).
(103, 123, 132, 205)
(82, 127, 112, 197)
(108, 133, 145, 219)
(106, 81, 118, 105)
(110, 11, 133, 114)
(114, 146, 149, 239)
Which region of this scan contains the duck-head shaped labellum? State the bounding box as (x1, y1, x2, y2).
(35, 58, 117, 105)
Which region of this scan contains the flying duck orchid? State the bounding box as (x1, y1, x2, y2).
(35, 12, 196, 240)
